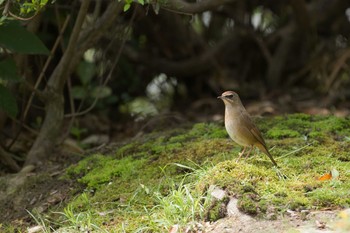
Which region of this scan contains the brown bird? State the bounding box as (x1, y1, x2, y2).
(218, 91, 278, 166)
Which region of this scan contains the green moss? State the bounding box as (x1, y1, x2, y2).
(238, 193, 259, 215)
(57, 114, 350, 232)
(267, 128, 301, 139)
(206, 197, 229, 221)
(188, 123, 227, 139)
(259, 114, 350, 141)
(67, 154, 146, 189)
(312, 116, 350, 136)
(0, 225, 23, 233)
(115, 142, 140, 157)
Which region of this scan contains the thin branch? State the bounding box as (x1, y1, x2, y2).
(327, 48, 350, 90)
(123, 32, 237, 77)
(3, 0, 41, 21)
(8, 10, 39, 21)
(48, 0, 90, 90)
(7, 16, 71, 151)
(23, 15, 71, 120)
(76, 1, 123, 54)
(161, 0, 234, 14)
(24, 0, 91, 167)
(64, 5, 137, 118)
(0, 145, 20, 172)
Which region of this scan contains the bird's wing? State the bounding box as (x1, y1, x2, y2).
(239, 109, 277, 166)
(239, 110, 267, 147)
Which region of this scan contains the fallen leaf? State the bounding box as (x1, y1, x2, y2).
(317, 168, 340, 181)
(318, 172, 332, 181)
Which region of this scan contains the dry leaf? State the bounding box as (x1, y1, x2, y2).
(318, 172, 332, 181)
(317, 168, 340, 181)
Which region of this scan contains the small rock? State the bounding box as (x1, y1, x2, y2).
(315, 220, 326, 229)
(27, 226, 44, 233)
(227, 198, 239, 217)
(227, 198, 253, 221)
(210, 185, 226, 200)
(81, 134, 109, 146)
(266, 212, 277, 220)
(286, 209, 297, 217)
(63, 138, 84, 154)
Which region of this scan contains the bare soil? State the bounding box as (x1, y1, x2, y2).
(0, 151, 82, 227)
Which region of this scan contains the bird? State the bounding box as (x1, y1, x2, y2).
(218, 91, 278, 166)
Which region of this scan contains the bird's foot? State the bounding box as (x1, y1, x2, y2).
(273, 166, 288, 180)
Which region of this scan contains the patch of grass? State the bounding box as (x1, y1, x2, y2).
(23, 114, 350, 232)
(27, 193, 108, 233)
(199, 147, 350, 214)
(141, 178, 212, 232)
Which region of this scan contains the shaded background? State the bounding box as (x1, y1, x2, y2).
(0, 0, 350, 172)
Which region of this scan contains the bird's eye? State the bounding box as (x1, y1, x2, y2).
(226, 94, 234, 98)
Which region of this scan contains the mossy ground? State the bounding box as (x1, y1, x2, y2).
(11, 114, 350, 232)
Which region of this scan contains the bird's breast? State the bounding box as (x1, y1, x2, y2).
(224, 117, 251, 146)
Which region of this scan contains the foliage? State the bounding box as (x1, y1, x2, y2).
(0, 84, 18, 117)
(0, 0, 49, 22)
(122, 0, 146, 12)
(0, 0, 349, 170)
(0, 19, 49, 117)
(20, 0, 49, 15)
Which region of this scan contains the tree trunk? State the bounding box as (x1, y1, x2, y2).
(23, 0, 91, 168)
(23, 0, 123, 169)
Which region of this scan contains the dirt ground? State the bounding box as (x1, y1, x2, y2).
(0, 151, 82, 227)
(206, 206, 339, 233)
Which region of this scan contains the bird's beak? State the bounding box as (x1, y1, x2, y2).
(217, 96, 223, 99)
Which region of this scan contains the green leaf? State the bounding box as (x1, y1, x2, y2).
(123, 3, 131, 12)
(0, 20, 49, 55)
(77, 61, 96, 85)
(138, 0, 145, 5)
(91, 86, 112, 99)
(71, 86, 88, 99)
(0, 58, 21, 81)
(0, 84, 18, 117)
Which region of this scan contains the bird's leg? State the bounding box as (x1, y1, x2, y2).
(245, 146, 254, 158)
(236, 146, 247, 162)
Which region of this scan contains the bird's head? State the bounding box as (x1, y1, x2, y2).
(217, 91, 241, 106)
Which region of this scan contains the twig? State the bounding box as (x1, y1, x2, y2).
(64, 5, 138, 118)
(0, 145, 20, 172)
(8, 10, 39, 21)
(23, 15, 71, 119)
(161, 0, 232, 14)
(3, 0, 41, 21)
(7, 15, 71, 151)
(277, 143, 313, 160)
(326, 48, 350, 90)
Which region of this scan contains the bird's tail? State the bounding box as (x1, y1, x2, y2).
(256, 143, 278, 167)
